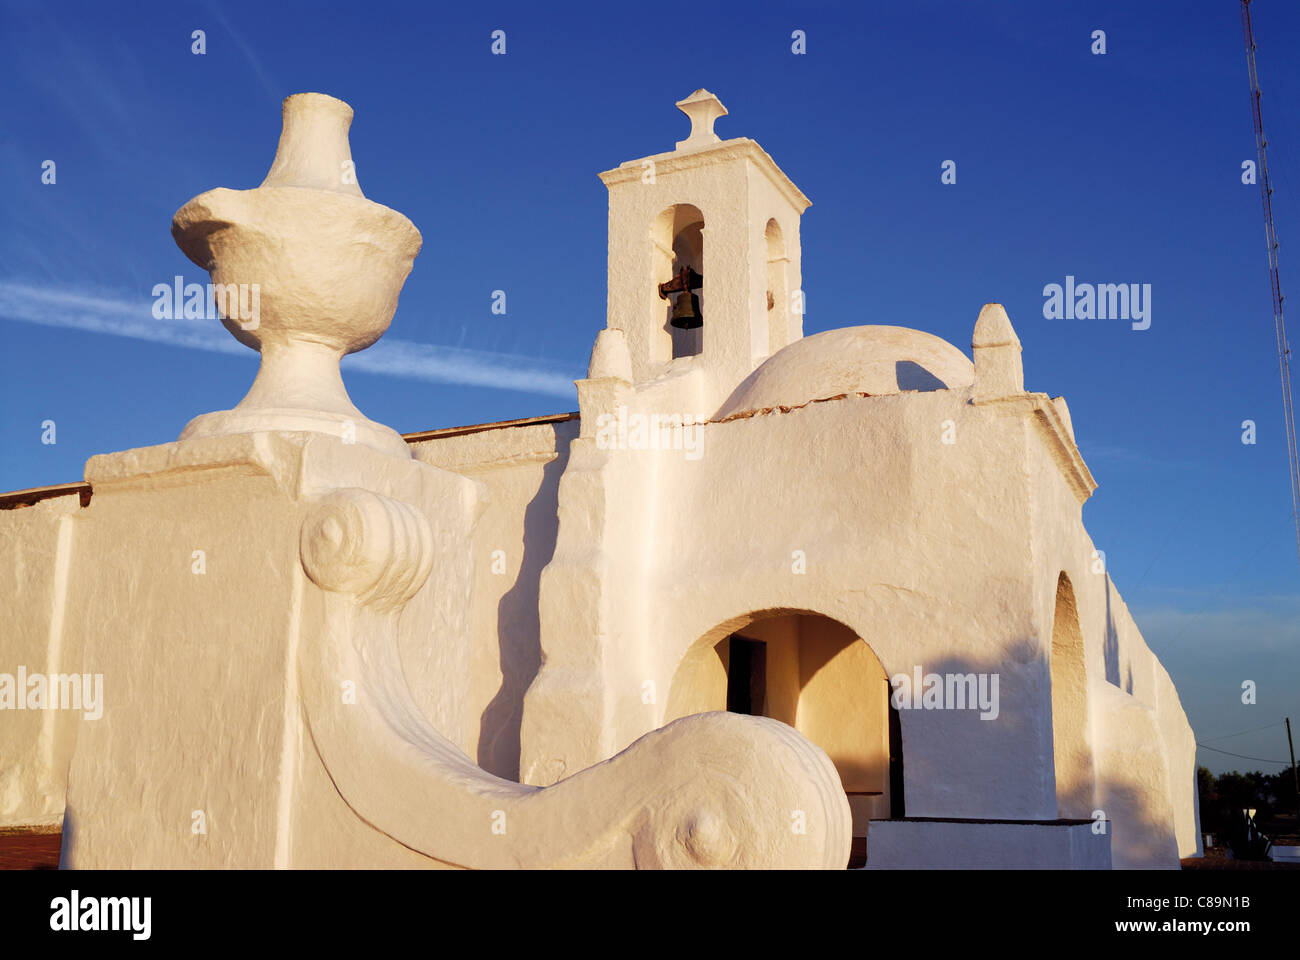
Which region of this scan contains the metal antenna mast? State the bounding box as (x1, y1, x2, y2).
(1242, 0, 1300, 572)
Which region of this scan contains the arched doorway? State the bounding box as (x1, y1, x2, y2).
(666, 612, 902, 865)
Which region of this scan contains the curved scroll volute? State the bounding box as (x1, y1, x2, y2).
(297, 490, 852, 869)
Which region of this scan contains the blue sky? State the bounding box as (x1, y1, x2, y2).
(1, 0, 1297, 775)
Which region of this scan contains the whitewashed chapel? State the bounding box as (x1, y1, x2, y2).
(0, 90, 1199, 869)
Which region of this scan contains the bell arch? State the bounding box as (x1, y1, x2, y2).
(650, 203, 705, 360)
(1050, 572, 1095, 818)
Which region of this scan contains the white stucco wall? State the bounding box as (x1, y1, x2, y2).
(1022, 402, 1198, 865)
(410, 419, 577, 779)
(526, 388, 1059, 820)
(0, 494, 81, 828)
(523, 369, 1198, 867)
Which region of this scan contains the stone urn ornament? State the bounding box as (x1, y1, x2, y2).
(171, 92, 422, 458)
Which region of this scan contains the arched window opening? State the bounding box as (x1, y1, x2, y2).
(765, 219, 789, 356)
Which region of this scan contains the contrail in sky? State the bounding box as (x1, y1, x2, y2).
(0, 281, 579, 399)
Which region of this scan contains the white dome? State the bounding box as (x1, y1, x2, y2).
(716, 325, 973, 419)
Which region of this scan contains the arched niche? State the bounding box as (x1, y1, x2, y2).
(1051, 572, 1095, 818)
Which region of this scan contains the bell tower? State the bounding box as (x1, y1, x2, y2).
(594, 90, 811, 416)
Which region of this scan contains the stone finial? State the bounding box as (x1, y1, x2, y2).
(971, 303, 1024, 402)
(171, 93, 422, 458)
(675, 89, 728, 151)
(261, 93, 365, 197)
(587, 328, 633, 382)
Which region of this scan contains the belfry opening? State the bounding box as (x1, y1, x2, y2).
(652, 203, 705, 359)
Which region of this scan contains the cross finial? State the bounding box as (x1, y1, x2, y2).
(675, 89, 728, 151)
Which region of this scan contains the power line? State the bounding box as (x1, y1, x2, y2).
(1197, 743, 1290, 764)
(1242, 0, 1300, 573)
(1200, 720, 1285, 742)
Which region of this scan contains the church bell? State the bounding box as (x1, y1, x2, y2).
(670, 291, 702, 329)
(659, 265, 704, 330)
